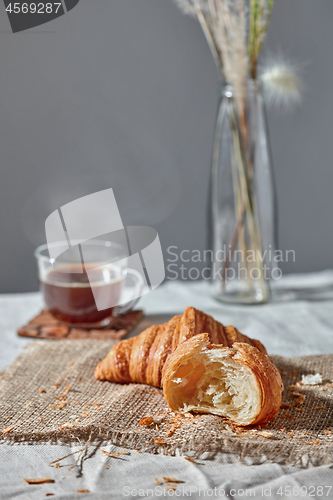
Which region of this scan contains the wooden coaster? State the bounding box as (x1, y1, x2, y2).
(17, 309, 143, 340)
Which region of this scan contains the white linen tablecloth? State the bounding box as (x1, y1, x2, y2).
(1, 273, 333, 499)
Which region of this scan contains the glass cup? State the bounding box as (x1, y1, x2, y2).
(35, 240, 144, 328)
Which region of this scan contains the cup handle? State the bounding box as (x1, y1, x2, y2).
(113, 268, 145, 316)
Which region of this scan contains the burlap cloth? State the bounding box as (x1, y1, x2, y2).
(1, 340, 333, 467)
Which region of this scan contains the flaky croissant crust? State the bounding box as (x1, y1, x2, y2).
(95, 307, 267, 388)
(162, 334, 283, 426)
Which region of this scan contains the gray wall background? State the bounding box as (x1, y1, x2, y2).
(0, 0, 332, 293)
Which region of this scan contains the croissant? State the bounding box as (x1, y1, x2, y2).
(162, 333, 283, 426)
(95, 307, 267, 388)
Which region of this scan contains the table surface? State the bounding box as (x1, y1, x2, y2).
(2, 273, 333, 499)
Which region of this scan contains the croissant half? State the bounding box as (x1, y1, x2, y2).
(95, 307, 267, 388)
(162, 334, 283, 426)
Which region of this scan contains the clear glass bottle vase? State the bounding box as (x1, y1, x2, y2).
(209, 80, 278, 304)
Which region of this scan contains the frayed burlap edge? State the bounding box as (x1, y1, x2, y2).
(3, 426, 333, 468)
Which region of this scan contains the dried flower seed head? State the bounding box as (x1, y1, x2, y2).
(261, 59, 302, 108)
(173, 0, 196, 16)
(173, 0, 278, 96)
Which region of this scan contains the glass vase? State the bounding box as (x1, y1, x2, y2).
(209, 80, 278, 304)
